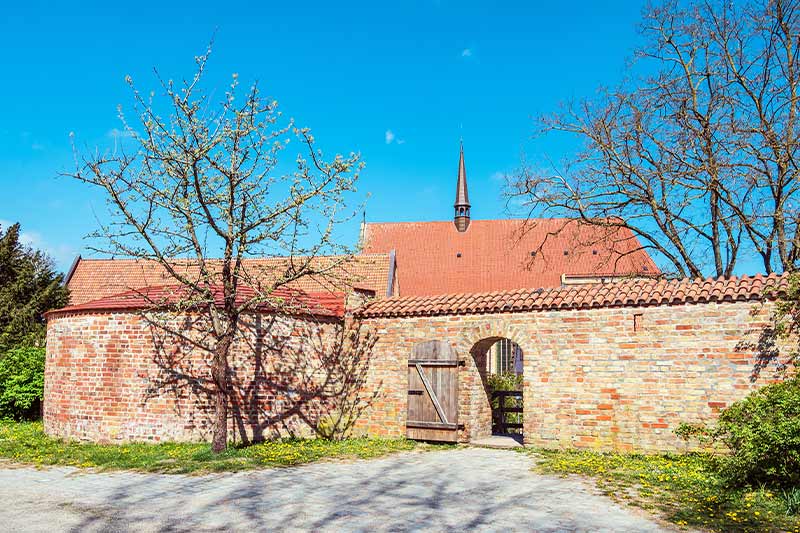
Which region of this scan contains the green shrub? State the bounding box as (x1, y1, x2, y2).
(0, 346, 45, 420)
(678, 378, 800, 488)
(487, 372, 523, 433)
(487, 371, 522, 393)
(315, 411, 357, 441)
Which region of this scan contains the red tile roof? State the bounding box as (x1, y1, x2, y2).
(47, 285, 346, 319)
(65, 255, 391, 306)
(356, 274, 787, 318)
(362, 219, 660, 296)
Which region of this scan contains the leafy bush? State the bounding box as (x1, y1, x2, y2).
(487, 371, 523, 393)
(315, 411, 358, 441)
(677, 378, 800, 488)
(0, 347, 45, 420)
(487, 372, 523, 433)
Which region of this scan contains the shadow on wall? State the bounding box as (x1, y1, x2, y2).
(141, 312, 380, 443)
(737, 304, 796, 383)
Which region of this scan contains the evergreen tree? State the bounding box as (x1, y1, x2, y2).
(0, 223, 69, 353)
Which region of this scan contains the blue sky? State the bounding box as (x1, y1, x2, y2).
(0, 1, 648, 273)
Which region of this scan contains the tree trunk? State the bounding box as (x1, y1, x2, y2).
(211, 334, 232, 453)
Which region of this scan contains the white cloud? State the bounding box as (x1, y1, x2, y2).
(385, 130, 406, 145)
(491, 171, 506, 182)
(107, 128, 136, 139)
(461, 48, 472, 57)
(0, 219, 42, 248)
(31, 142, 45, 151)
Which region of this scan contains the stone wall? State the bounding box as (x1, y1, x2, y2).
(357, 300, 788, 452)
(44, 310, 351, 443)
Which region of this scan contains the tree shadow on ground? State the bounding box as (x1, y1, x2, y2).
(59, 449, 667, 533)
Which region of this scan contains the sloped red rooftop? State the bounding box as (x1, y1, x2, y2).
(47, 285, 346, 319)
(65, 255, 392, 306)
(362, 218, 660, 297)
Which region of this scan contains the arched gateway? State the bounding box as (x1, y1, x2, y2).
(356, 274, 788, 452)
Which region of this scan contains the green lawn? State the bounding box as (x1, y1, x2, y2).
(529, 448, 800, 533)
(0, 421, 430, 474)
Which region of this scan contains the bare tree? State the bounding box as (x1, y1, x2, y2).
(68, 44, 363, 452)
(507, 0, 800, 277)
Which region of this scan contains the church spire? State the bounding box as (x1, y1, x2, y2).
(454, 140, 471, 232)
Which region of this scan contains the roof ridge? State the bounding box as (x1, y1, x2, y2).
(48, 284, 346, 319)
(356, 273, 791, 318)
(364, 217, 627, 225)
(76, 253, 389, 262)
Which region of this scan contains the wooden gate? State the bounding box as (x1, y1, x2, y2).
(491, 390, 523, 435)
(406, 340, 461, 442)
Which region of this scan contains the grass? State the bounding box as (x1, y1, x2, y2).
(0, 421, 433, 474)
(529, 448, 800, 533)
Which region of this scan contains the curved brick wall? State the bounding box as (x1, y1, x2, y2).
(44, 310, 343, 443)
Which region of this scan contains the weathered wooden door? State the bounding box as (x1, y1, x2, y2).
(406, 340, 460, 442)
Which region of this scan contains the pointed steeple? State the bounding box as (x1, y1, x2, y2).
(454, 140, 471, 232)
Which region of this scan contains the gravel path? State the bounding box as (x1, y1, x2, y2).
(1, 447, 681, 532)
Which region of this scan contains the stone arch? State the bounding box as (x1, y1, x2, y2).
(453, 320, 532, 359)
(453, 319, 532, 442)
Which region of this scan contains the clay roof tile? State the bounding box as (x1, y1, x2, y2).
(356, 274, 790, 319)
(362, 219, 660, 297)
(66, 255, 392, 306)
(48, 285, 346, 319)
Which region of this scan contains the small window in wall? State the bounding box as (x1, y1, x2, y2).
(487, 338, 523, 375)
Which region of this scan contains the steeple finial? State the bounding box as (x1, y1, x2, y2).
(358, 209, 367, 249)
(454, 141, 471, 232)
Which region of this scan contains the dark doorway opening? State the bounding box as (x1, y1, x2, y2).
(485, 338, 523, 439)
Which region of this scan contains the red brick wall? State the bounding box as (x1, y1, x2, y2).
(46, 299, 789, 451)
(357, 300, 789, 452)
(44, 310, 348, 443)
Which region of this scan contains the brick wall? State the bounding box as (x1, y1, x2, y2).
(45, 298, 789, 451)
(356, 300, 789, 452)
(44, 310, 351, 443)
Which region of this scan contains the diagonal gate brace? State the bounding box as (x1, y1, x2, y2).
(415, 363, 449, 425)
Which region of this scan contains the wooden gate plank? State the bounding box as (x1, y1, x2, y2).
(406, 340, 459, 443)
(407, 359, 460, 366)
(415, 363, 448, 424)
(406, 421, 459, 430)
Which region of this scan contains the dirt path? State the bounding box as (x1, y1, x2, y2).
(1, 447, 683, 532)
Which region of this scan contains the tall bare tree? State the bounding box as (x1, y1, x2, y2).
(508, 0, 800, 277)
(68, 45, 363, 452)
